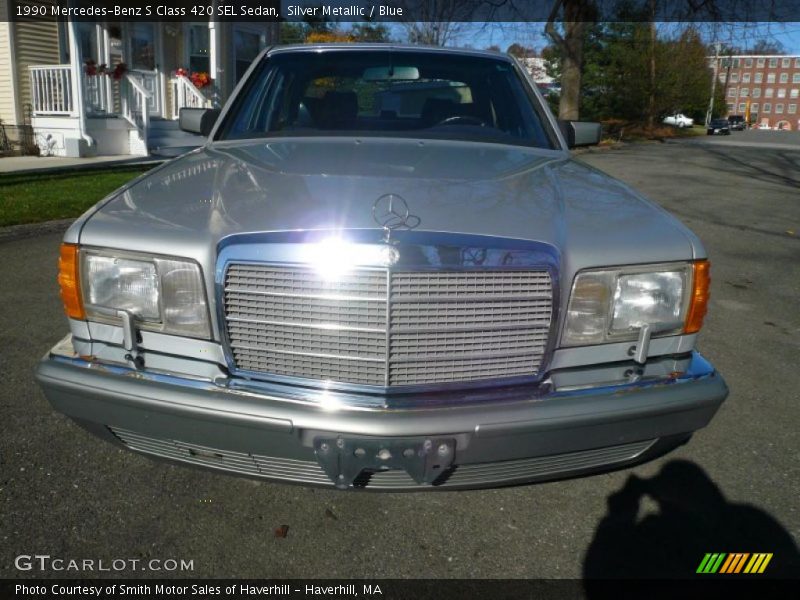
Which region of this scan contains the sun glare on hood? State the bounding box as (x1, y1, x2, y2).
(302, 238, 399, 279)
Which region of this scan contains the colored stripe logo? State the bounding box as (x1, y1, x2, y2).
(697, 553, 773, 574)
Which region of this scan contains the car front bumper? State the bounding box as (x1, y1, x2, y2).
(35, 337, 728, 491)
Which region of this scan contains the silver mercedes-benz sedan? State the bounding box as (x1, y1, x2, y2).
(36, 44, 728, 490)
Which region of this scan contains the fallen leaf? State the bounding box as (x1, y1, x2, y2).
(274, 525, 289, 538)
(325, 508, 338, 520)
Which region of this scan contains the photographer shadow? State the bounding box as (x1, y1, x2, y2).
(583, 460, 799, 580)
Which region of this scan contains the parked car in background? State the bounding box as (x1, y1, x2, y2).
(662, 113, 694, 128)
(36, 45, 727, 491)
(707, 119, 731, 135)
(727, 115, 746, 131)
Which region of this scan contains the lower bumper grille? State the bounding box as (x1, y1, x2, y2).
(109, 427, 655, 489)
(223, 264, 553, 388)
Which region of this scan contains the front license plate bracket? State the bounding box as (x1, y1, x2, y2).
(313, 436, 456, 489)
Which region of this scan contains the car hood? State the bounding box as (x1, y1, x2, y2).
(77, 137, 702, 312)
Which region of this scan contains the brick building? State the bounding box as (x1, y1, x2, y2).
(710, 54, 800, 130)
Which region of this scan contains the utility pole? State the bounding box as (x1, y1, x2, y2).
(705, 42, 721, 127)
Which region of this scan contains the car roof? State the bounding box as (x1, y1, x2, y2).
(267, 43, 515, 63)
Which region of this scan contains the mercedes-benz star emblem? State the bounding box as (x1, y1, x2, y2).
(372, 194, 420, 242)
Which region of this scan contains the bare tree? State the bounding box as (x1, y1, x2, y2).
(398, 0, 482, 46)
(544, 0, 597, 120)
(749, 39, 785, 54)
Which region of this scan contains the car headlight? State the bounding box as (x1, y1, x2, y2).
(78, 248, 210, 339)
(562, 262, 708, 347)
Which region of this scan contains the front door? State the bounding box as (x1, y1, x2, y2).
(78, 22, 110, 114)
(128, 23, 162, 117)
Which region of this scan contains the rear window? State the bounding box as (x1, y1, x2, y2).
(217, 49, 557, 149)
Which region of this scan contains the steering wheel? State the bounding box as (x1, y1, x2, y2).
(436, 115, 487, 127)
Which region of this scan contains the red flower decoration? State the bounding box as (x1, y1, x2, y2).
(190, 72, 211, 89)
(175, 67, 212, 89)
(112, 63, 128, 80)
(84, 59, 126, 79)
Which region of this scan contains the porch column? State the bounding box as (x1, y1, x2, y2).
(67, 17, 95, 153)
(208, 4, 222, 107)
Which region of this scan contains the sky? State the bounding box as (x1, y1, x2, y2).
(382, 22, 800, 54)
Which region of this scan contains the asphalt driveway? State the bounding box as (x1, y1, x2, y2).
(1, 135, 798, 580)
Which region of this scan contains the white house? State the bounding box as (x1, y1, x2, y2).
(518, 56, 557, 90)
(0, 0, 279, 156)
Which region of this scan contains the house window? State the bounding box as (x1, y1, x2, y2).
(757, 57, 765, 67)
(766, 88, 774, 98)
(752, 88, 761, 98)
(781, 58, 790, 68)
(58, 20, 70, 63)
(745, 58, 753, 67)
(719, 73, 727, 82)
(780, 73, 788, 83)
(763, 103, 771, 113)
(778, 89, 786, 98)
(793, 73, 800, 83)
(776, 103, 784, 113)
(234, 28, 264, 82)
(730, 73, 739, 83)
(728, 87, 737, 97)
(733, 58, 740, 68)
(131, 23, 156, 71)
(754, 72, 763, 83)
(767, 73, 776, 83)
(740, 87, 749, 97)
(742, 73, 751, 83)
(77, 23, 99, 62)
(130, 23, 156, 71)
(751, 103, 759, 113)
(791, 89, 799, 98)
(795, 58, 800, 68)
(769, 58, 778, 67)
(188, 25, 210, 74)
(721, 58, 730, 67)
(738, 103, 746, 112)
(789, 104, 798, 114)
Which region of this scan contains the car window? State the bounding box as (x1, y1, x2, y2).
(217, 50, 557, 149)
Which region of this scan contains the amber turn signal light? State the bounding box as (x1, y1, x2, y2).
(684, 259, 710, 334)
(58, 243, 85, 319)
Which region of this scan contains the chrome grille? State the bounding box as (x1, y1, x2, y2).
(224, 264, 553, 387)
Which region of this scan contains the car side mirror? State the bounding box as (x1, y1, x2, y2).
(558, 120, 602, 148)
(179, 108, 221, 137)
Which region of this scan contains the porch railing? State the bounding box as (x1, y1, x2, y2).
(121, 74, 151, 146)
(83, 72, 111, 115)
(169, 75, 211, 118)
(29, 65, 75, 115)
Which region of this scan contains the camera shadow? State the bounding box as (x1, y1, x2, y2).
(583, 459, 799, 581)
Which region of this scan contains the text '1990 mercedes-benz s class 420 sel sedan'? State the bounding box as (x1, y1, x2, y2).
(36, 45, 728, 490)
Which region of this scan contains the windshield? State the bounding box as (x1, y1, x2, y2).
(216, 49, 557, 149)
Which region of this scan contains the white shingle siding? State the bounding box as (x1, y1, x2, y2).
(13, 15, 61, 120)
